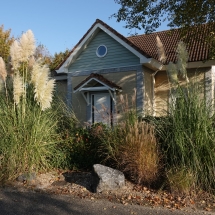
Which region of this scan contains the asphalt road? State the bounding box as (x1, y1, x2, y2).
(0, 189, 213, 215)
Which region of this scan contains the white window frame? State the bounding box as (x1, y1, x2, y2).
(96, 45, 108, 58)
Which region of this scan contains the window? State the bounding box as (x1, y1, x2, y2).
(96, 45, 107, 57)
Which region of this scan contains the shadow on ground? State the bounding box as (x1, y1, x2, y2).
(0, 188, 96, 215)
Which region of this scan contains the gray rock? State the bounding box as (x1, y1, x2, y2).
(92, 164, 125, 193)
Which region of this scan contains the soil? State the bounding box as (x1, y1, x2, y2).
(3, 170, 215, 214)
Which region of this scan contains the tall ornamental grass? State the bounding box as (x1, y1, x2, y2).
(157, 82, 215, 193)
(0, 30, 57, 181)
(154, 41, 215, 193)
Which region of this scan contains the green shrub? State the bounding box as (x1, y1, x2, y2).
(68, 123, 110, 170)
(166, 167, 194, 194)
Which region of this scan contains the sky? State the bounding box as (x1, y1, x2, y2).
(0, 0, 169, 56)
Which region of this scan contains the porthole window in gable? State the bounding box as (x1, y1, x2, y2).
(96, 45, 107, 57)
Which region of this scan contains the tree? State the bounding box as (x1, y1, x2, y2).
(112, 0, 215, 59)
(49, 49, 70, 71)
(113, 0, 215, 32)
(35, 43, 52, 65)
(0, 25, 14, 63)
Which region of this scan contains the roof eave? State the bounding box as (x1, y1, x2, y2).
(56, 67, 68, 74)
(142, 58, 164, 71)
(159, 59, 215, 71)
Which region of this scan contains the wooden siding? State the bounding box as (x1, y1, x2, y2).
(71, 76, 88, 125)
(55, 80, 68, 104)
(68, 30, 140, 73)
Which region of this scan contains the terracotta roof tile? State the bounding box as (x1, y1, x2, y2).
(74, 73, 122, 91)
(128, 23, 214, 64)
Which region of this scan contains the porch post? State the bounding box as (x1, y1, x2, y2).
(67, 73, 72, 110)
(136, 65, 144, 116)
(205, 66, 215, 114)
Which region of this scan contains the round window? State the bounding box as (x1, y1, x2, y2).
(96, 45, 107, 57)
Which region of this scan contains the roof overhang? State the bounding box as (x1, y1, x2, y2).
(142, 58, 164, 71)
(159, 59, 215, 71)
(51, 75, 67, 80)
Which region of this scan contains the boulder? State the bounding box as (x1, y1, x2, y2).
(92, 164, 125, 193)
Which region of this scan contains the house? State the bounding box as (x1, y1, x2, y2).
(55, 19, 215, 125)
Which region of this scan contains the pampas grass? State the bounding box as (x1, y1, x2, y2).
(0, 30, 59, 182)
(31, 59, 55, 110)
(19, 30, 36, 63)
(10, 40, 21, 71)
(176, 41, 189, 82)
(152, 40, 215, 194)
(156, 35, 166, 63)
(167, 62, 178, 84)
(13, 73, 24, 105)
(0, 57, 7, 82)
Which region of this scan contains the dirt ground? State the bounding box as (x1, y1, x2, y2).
(3, 170, 215, 214)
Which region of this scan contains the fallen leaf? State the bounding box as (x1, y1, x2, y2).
(205, 207, 212, 211)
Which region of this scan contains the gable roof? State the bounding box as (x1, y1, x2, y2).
(55, 19, 156, 73)
(56, 19, 214, 72)
(74, 73, 122, 92)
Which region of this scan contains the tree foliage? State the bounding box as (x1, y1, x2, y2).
(49, 49, 70, 71)
(35, 44, 52, 65)
(113, 0, 215, 59)
(113, 0, 215, 32)
(0, 25, 14, 63)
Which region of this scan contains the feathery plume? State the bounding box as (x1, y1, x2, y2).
(167, 62, 178, 84)
(6, 57, 14, 76)
(13, 73, 24, 105)
(39, 79, 55, 110)
(0, 57, 7, 82)
(176, 41, 189, 82)
(28, 55, 35, 70)
(19, 30, 36, 62)
(31, 59, 55, 110)
(156, 35, 166, 63)
(31, 59, 42, 86)
(10, 40, 21, 71)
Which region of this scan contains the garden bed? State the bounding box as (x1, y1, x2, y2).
(3, 170, 215, 213)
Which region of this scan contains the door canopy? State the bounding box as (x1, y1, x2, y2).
(73, 73, 122, 93)
(73, 73, 122, 105)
